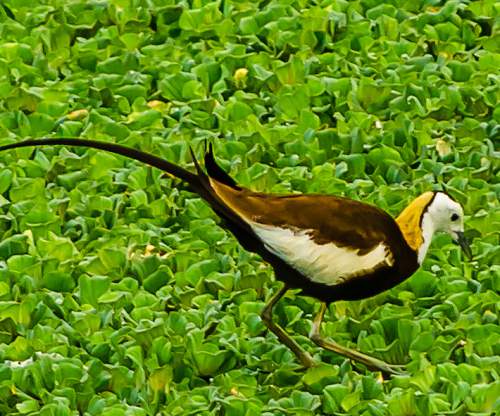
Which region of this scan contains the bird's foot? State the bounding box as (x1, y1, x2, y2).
(362, 359, 406, 377)
(296, 351, 405, 377)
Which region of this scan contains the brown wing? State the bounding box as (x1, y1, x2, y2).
(208, 179, 400, 254)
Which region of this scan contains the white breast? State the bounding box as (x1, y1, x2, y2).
(251, 222, 394, 286)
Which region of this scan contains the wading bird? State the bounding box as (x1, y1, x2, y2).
(0, 138, 472, 375)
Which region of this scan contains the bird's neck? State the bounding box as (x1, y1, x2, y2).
(395, 192, 436, 264)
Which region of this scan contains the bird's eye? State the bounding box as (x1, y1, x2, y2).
(450, 213, 459, 221)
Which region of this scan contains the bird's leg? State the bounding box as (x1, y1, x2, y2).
(261, 284, 315, 368)
(310, 302, 405, 376)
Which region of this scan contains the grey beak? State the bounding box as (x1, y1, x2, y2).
(455, 232, 472, 260)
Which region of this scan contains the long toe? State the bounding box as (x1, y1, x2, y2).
(358, 358, 406, 376)
(377, 362, 406, 377)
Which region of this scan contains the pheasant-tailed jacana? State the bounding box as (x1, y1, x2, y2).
(0, 138, 472, 375)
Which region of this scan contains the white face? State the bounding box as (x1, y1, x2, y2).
(426, 192, 465, 239)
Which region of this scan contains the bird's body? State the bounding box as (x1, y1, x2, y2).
(0, 138, 470, 375)
(202, 177, 421, 303)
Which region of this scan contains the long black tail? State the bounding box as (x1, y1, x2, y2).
(0, 137, 202, 190)
(0, 137, 282, 267)
(0, 136, 251, 227)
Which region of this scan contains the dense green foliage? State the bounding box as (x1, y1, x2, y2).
(0, 0, 499, 415)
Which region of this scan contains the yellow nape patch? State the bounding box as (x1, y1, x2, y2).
(396, 192, 434, 251)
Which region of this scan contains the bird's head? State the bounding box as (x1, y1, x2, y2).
(423, 192, 471, 259)
(396, 191, 472, 263)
